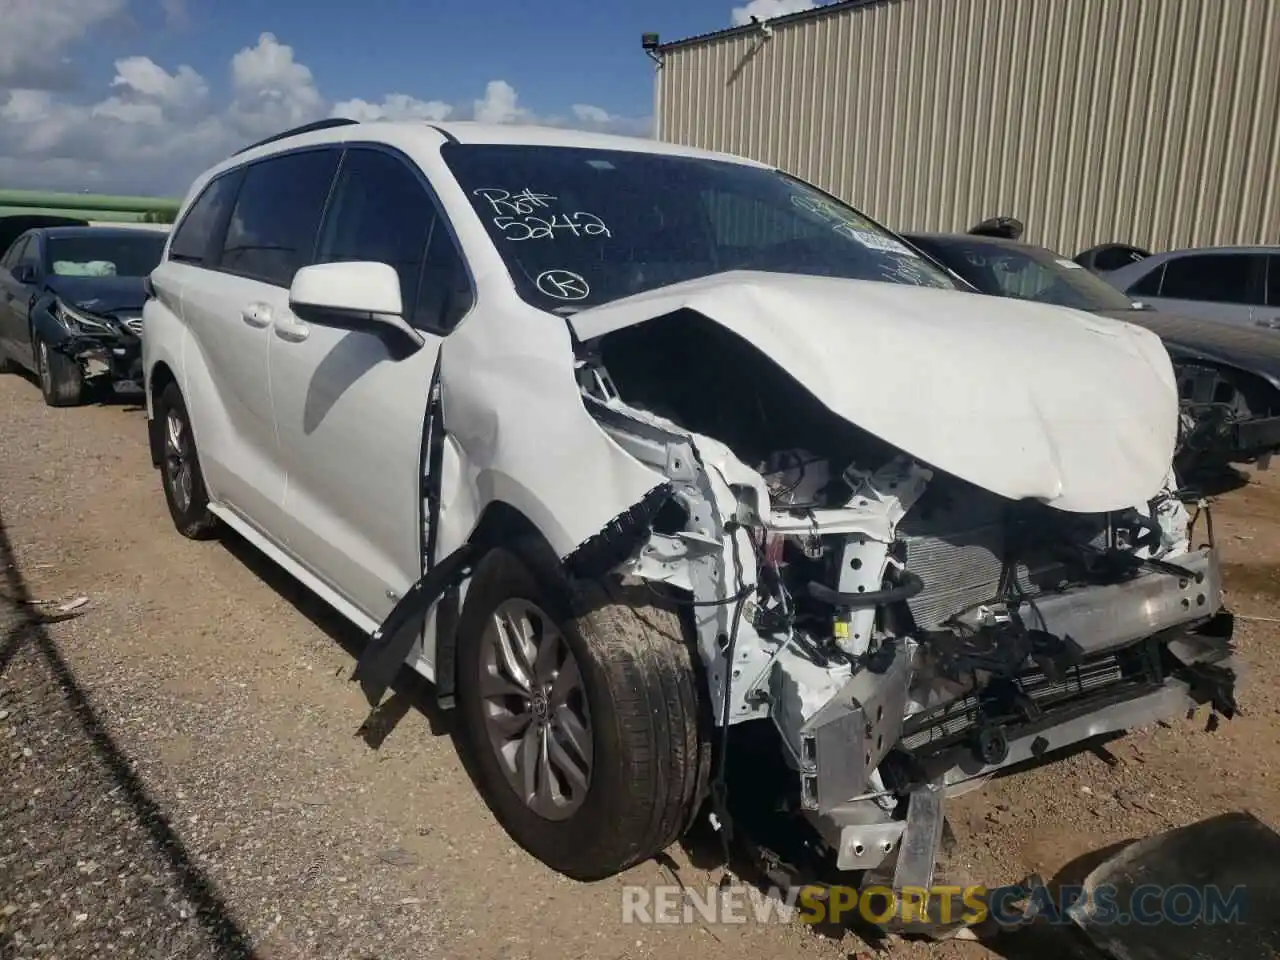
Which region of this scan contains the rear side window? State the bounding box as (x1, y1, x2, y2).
(170, 170, 244, 265)
(1157, 253, 1265, 305)
(1268, 256, 1280, 307)
(220, 148, 340, 287)
(316, 147, 473, 333)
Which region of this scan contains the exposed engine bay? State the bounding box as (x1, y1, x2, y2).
(575, 309, 1239, 887)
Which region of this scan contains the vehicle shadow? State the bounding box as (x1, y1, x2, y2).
(1181, 464, 1251, 497)
(3, 367, 146, 410)
(0, 504, 257, 958)
(216, 529, 454, 746)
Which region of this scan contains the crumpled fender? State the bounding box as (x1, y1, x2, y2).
(435, 303, 670, 566)
(29, 295, 72, 349)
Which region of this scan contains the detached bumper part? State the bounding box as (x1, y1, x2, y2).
(1234, 413, 1280, 457)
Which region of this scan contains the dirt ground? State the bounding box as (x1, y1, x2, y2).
(2, 370, 1279, 960)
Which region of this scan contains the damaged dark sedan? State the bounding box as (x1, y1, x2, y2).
(904, 229, 1280, 477)
(0, 224, 166, 406)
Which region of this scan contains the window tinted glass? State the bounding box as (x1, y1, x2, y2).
(416, 221, 473, 331)
(17, 237, 39, 268)
(1268, 256, 1280, 308)
(1127, 264, 1163, 297)
(440, 144, 956, 311)
(47, 233, 166, 277)
(2, 237, 28, 270)
(906, 236, 1135, 310)
(317, 147, 471, 331)
(170, 170, 243, 265)
(221, 149, 339, 286)
(1159, 253, 1264, 305)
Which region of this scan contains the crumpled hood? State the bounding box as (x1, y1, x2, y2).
(568, 271, 1179, 514)
(1095, 307, 1280, 391)
(45, 275, 147, 315)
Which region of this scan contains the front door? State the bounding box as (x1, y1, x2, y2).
(268, 144, 475, 627)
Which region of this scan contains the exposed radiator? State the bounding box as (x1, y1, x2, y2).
(896, 483, 1109, 631)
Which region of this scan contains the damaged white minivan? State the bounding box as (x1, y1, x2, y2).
(143, 118, 1238, 895)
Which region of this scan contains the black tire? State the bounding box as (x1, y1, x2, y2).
(33, 333, 84, 407)
(455, 546, 709, 881)
(155, 382, 218, 539)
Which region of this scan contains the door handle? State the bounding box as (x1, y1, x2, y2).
(272, 316, 310, 343)
(241, 303, 272, 328)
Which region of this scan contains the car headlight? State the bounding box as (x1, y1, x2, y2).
(55, 300, 114, 334)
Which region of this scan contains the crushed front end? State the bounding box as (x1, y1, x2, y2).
(40, 299, 144, 389)
(573, 324, 1238, 914)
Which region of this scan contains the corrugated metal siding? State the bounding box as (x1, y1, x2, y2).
(656, 0, 1280, 255)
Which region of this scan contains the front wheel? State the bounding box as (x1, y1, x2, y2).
(33, 334, 84, 407)
(455, 547, 709, 881)
(155, 382, 218, 540)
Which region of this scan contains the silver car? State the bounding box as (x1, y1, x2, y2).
(1100, 246, 1280, 331)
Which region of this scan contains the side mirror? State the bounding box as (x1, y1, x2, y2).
(289, 261, 424, 353)
(12, 264, 37, 285)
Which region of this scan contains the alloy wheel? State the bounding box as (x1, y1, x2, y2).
(163, 408, 193, 513)
(478, 597, 592, 821)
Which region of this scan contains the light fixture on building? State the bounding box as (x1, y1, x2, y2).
(641, 32, 663, 67)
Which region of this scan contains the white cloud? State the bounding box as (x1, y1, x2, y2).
(0, 0, 128, 88)
(571, 103, 613, 124)
(473, 80, 529, 125)
(331, 93, 452, 123)
(0, 21, 650, 195)
(730, 0, 816, 26)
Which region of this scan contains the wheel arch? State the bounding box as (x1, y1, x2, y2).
(147, 360, 179, 467)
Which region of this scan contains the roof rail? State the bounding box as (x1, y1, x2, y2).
(234, 117, 359, 156)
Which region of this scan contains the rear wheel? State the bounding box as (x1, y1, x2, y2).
(455, 546, 709, 881)
(155, 382, 218, 539)
(33, 334, 84, 407)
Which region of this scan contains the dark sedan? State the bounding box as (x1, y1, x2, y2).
(904, 231, 1280, 476)
(0, 224, 166, 406)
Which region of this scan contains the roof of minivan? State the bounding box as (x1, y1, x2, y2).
(208, 119, 770, 182)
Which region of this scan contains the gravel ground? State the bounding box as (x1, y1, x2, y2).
(1, 369, 1279, 960)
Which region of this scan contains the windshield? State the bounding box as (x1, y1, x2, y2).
(45, 233, 166, 278)
(909, 236, 1138, 312)
(440, 144, 957, 310)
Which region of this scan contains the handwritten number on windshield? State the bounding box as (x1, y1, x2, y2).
(476, 188, 612, 241)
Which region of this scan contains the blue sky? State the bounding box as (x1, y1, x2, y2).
(138, 0, 708, 120)
(0, 0, 821, 194)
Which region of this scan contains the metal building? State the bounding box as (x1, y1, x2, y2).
(652, 0, 1280, 256)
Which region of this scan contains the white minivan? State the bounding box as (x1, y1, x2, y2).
(142, 118, 1237, 894)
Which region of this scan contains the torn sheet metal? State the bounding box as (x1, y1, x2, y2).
(567, 270, 1179, 514)
(433, 305, 670, 564)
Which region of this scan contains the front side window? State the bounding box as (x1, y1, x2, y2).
(220, 148, 340, 287)
(316, 147, 472, 333)
(1267, 255, 1280, 308)
(1158, 253, 1265, 305)
(170, 170, 244, 265)
(46, 233, 166, 278)
(2, 236, 29, 270)
(440, 144, 956, 311)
